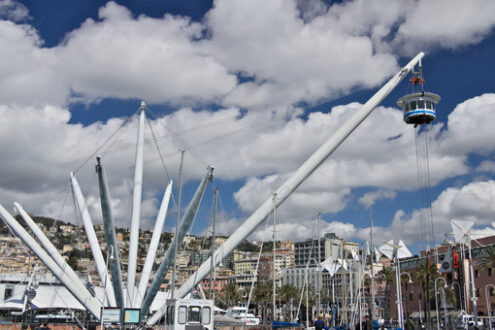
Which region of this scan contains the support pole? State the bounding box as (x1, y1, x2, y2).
(147, 51, 425, 325)
(141, 166, 213, 317)
(14, 202, 105, 305)
(135, 180, 173, 307)
(96, 156, 125, 308)
(0, 204, 102, 319)
(70, 173, 116, 306)
(210, 188, 218, 301)
(127, 101, 146, 306)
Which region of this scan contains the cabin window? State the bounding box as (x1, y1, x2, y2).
(167, 306, 174, 325)
(405, 102, 410, 111)
(426, 100, 432, 109)
(178, 306, 187, 324)
(4, 285, 14, 300)
(202, 307, 211, 325)
(188, 306, 201, 323)
(410, 101, 417, 110)
(418, 100, 425, 109)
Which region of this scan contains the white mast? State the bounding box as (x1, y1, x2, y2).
(0, 204, 102, 319)
(13, 202, 104, 306)
(134, 180, 173, 307)
(146, 52, 426, 325)
(70, 172, 117, 306)
(127, 101, 146, 306)
(96, 156, 124, 308)
(141, 166, 214, 317)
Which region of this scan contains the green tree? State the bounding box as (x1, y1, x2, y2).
(477, 245, 495, 270)
(378, 266, 395, 324)
(224, 282, 242, 307)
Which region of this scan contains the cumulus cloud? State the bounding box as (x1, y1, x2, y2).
(0, 0, 30, 22)
(1, 0, 495, 249)
(358, 189, 397, 209)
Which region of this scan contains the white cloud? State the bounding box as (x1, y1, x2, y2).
(392, 0, 495, 55)
(358, 190, 397, 209)
(56, 2, 237, 105)
(0, 0, 30, 22)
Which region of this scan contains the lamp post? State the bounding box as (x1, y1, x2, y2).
(486, 284, 495, 330)
(400, 272, 413, 321)
(452, 282, 465, 314)
(305, 258, 320, 329)
(434, 277, 447, 330)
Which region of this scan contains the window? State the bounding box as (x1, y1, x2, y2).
(409, 293, 413, 301)
(188, 306, 201, 323)
(426, 100, 432, 109)
(4, 285, 13, 300)
(166, 306, 174, 325)
(178, 306, 187, 324)
(410, 101, 417, 110)
(488, 268, 493, 276)
(418, 100, 425, 109)
(475, 269, 479, 278)
(202, 307, 211, 325)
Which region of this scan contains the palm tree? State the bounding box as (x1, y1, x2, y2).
(278, 284, 300, 321)
(415, 257, 439, 327)
(252, 281, 271, 323)
(224, 282, 242, 307)
(378, 266, 395, 324)
(477, 245, 495, 270)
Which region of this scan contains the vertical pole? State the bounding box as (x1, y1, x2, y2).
(171, 150, 185, 299)
(210, 188, 218, 301)
(272, 193, 277, 323)
(306, 264, 309, 329)
(317, 213, 321, 317)
(468, 238, 478, 325)
(127, 102, 146, 306)
(96, 156, 124, 308)
(370, 212, 376, 325)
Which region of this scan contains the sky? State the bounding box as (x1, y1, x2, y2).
(1, 0, 495, 254)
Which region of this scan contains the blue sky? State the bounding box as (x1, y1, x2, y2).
(1, 0, 495, 253)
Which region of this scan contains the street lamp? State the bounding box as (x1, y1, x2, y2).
(305, 258, 320, 329)
(485, 284, 495, 330)
(434, 277, 448, 330)
(400, 272, 413, 320)
(451, 282, 465, 314)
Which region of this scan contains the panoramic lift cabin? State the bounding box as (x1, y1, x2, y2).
(397, 60, 440, 126)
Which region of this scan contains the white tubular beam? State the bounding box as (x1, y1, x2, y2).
(127, 101, 146, 306)
(96, 157, 124, 308)
(0, 204, 102, 319)
(147, 52, 424, 325)
(134, 180, 173, 308)
(70, 172, 117, 307)
(14, 202, 88, 290)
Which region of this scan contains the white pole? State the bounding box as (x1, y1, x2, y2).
(127, 101, 146, 306)
(70, 173, 116, 306)
(0, 204, 102, 319)
(147, 52, 425, 325)
(468, 238, 478, 325)
(272, 193, 277, 323)
(96, 156, 125, 308)
(172, 150, 185, 300)
(135, 180, 173, 307)
(14, 202, 107, 305)
(317, 213, 321, 317)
